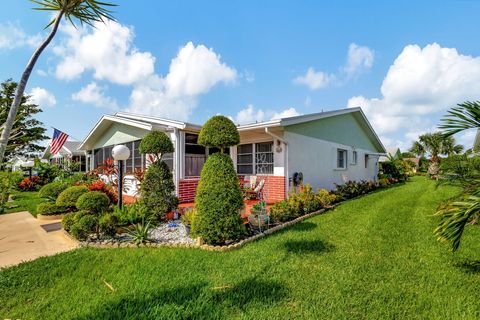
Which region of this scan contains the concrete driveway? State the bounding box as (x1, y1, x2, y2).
(0, 211, 78, 269)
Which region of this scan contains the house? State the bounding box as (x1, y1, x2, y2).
(6, 156, 27, 172)
(78, 107, 386, 203)
(42, 140, 87, 172)
(379, 147, 402, 162)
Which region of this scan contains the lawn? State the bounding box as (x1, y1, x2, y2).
(4, 191, 45, 216)
(1, 177, 479, 319)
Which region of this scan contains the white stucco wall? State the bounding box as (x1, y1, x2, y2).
(285, 131, 379, 191)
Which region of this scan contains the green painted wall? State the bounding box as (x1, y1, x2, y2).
(284, 113, 382, 151)
(92, 122, 149, 149)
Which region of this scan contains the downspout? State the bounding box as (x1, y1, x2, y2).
(264, 127, 289, 196)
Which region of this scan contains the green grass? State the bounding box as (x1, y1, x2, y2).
(4, 191, 45, 216)
(1, 177, 479, 319)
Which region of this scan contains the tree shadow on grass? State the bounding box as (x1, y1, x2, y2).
(74, 278, 287, 320)
(454, 259, 480, 274)
(289, 221, 317, 232)
(284, 239, 334, 255)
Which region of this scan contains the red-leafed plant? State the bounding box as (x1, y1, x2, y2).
(87, 180, 117, 204)
(18, 176, 42, 191)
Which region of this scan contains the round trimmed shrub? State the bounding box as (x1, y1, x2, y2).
(70, 215, 98, 240)
(192, 153, 245, 245)
(76, 191, 110, 214)
(38, 182, 70, 200)
(61, 212, 76, 231)
(139, 131, 174, 159)
(56, 186, 88, 208)
(99, 213, 118, 237)
(198, 115, 239, 151)
(37, 202, 68, 216)
(140, 161, 178, 220)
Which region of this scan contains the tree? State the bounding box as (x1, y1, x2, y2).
(0, 0, 116, 163)
(192, 116, 245, 244)
(0, 80, 48, 161)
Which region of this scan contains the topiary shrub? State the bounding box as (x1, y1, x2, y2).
(99, 213, 118, 237)
(37, 202, 68, 216)
(139, 131, 174, 161)
(56, 186, 88, 208)
(140, 161, 178, 220)
(76, 191, 110, 214)
(61, 212, 76, 231)
(198, 115, 239, 151)
(39, 182, 70, 200)
(192, 153, 245, 244)
(70, 215, 98, 240)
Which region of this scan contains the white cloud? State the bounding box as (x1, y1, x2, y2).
(72, 82, 118, 109)
(293, 67, 334, 90)
(126, 42, 237, 120)
(0, 22, 41, 50)
(233, 105, 301, 124)
(54, 21, 155, 84)
(347, 43, 480, 148)
(29, 87, 56, 107)
(37, 69, 48, 77)
(343, 43, 374, 77)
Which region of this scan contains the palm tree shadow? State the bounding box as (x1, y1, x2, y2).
(290, 221, 317, 232)
(454, 259, 480, 274)
(74, 278, 287, 319)
(284, 239, 334, 254)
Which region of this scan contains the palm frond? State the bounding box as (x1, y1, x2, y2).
(439, 101, 480, 137)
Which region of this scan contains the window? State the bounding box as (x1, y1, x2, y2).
(352, 151, 358, 165)
(185, 133, 206, 177)
(337, 149, 347, 169)
(237, 142, 274, 175)
(365, 154, 369, 168)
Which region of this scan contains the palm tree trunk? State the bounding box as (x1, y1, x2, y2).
(0, 10, 64, 163)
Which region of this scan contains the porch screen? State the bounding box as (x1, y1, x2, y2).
(237, 142, 274, 175)
(184, 133, 206, 177)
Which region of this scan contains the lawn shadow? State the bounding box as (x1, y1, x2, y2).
(284, 239, 334, 255)
(454, 259, 480, 274)
(290, 221, 317, 232)
(74, 278, 287, 319)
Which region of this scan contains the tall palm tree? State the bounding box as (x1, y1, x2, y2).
(0, 0, 116, 163)
(434, 101, 480, 251)
(409, 141, 425, 158)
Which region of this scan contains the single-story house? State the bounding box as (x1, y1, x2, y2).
(379, 147, 402, 162)
(6, 156, 27, 172)
(78, 107, 386, 203)
(42, 140, 87, 172)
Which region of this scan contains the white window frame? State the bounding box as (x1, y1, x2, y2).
(352, 150, 358, 165)
(237, 142, 274, 175)
(336, 149, 347, 170)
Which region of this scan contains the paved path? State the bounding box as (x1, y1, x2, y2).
(0, 212, 78, 269)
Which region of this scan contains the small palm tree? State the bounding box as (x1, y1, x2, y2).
(0, 0, 116, 163)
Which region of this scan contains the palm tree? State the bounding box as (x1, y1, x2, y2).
(409, 141, 425, 158)
(434, 101, 480, 251)
(0, 0, 116, 163)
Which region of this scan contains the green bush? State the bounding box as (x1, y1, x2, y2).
(76, 191, 110, 214)
(70, 215, 98, 240)
(56, 186, 88, 208)
(316, 189, 337, 207)
(39, 182, 70, 200)
(269, 200, 295, 223)
(192, 153, 246, 244)
(180, 208, 196, 226)
(297, 184, 322, 213)
(112, 202, 149, 226)
(140, 161, 178, 220)
(139, 131, 174, 160)
(37, 203, 68, 216)
(99, 213, 118, 237)
(198, 115, 239, 151)
(61, 212, 76, 231)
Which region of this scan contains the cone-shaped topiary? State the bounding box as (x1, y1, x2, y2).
(140, 160, 178, 220)
(192, 153, 245, 244)
(139, 131, 174, 161)
(198, 115, 239, 152)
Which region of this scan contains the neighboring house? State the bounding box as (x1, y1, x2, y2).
(78, 107, 386, 203)
(42, 140, 87, 172)
(379, 147, 402, 162)
(6, 156, 27, 171)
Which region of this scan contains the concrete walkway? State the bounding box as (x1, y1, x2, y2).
(0, 211, 78, 269)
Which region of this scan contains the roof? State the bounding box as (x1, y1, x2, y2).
(42, 140, 84, 159)
(79, 107, 386, 153)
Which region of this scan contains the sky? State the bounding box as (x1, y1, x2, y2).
(1, 0, 480, 151)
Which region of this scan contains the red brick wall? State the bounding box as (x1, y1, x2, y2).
(178, 175, 286, 204)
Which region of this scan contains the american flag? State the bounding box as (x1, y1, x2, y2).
(50, 128, 69, 154)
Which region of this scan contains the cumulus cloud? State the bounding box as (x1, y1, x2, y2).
(294, 43, 374, 90)
(54, 21, 155, 84)
(126, 42, 237, 120)
(347, 43, 480, 148)
(29, 87, 56, 107)
(72, 82, 118, 109)
(0, 22, 41, 50)
(232, 105, 301, 124)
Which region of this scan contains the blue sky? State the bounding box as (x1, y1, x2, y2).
(1, 0, 480, 150)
